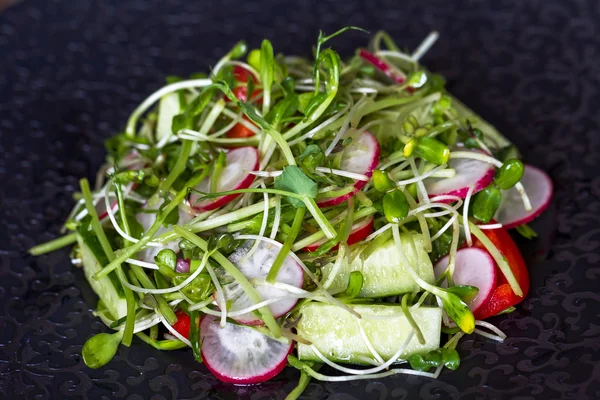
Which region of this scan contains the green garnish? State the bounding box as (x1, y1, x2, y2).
(30, 28, 540, 395)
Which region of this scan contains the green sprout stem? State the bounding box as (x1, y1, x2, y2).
(266, 207, 306, 283)
(28, 232, 77, 256)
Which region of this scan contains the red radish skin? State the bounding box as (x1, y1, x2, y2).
(494, 165, 553, 229)
(316, 131, 380, 208)
(304, 216, 374, 252)
(359, 49, 406, 84)
(200, 315, 293, 384)
(434, 247, 497, 314)
(219, 240, 304, 325)
(190, 147, 259, 212)
(425, 149, 495, 201)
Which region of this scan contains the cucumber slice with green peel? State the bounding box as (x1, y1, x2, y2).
(296, 303, 442, 365)
(77, 234, 127, 319)
(322, 234, 435, 297)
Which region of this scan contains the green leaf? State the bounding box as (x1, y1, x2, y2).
(441, 291, 475, 334)
(274, 166, 317, 208)
(172, 273, 213, 302)
(494, 158, 524, 190)
(373, 170, 396, 192)
(515, 224, 538, 240)
(343, 271, 363, 298)
(82, 331, 123, 369)
(383, 190, 409, 223)
(471, 186, 502, 223)
(446, 285, 479, 304)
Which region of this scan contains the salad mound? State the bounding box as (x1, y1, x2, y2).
(30, 29, 553, 397)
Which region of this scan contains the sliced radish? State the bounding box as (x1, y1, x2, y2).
(219, 240, 304, 325)
(434, 247, 497, 313)
(200, 315, 293, 384)
(316, 131, 380, 207)
(303, 216, 374, 252)
(359, 49, 406, 84)
(425, 149, 495, 200)
(494, 164, 553, 229)
(135, 205, 194, 262)
(189, 147, 258, 212)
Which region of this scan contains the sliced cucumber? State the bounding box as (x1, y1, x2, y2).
(156, 92, 181, 142)
(322, 233, 435, 297)
(77, 234, 127, 319)
(296, 303, 442, 365)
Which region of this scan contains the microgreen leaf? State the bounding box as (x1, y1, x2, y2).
(82, 331, 123, 369)
(274, 166, 317, 208)
(515, 224, 538, 240)
(445, 285, 479, 304)
(383, 190, 409, 223)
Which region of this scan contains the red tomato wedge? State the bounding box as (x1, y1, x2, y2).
(172, 310, 193, 339)
(233, 65, 257, 83)
(226, 115, 257, 139)
(472, 225, 530, 319)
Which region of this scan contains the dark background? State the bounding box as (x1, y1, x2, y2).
(1, 0, 599, 399)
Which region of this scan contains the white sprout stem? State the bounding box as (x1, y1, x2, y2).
(126, 79, 212, 137)
(463, 185, 476, 247)
(158, 314, 192, 347)
(240, 183, 269, 265)
(269, 195, 281, 240)
(450, 151, 532, 211)
(324, 95, 369, 156)
(475, 320, 507, 340)
(395, 164, 447, 186)
(104, 181, 145, 245)
(288, 103, 351, 146)
(411, 31, 440, 62)
(120, 252, 208, 294)
(199, 296, 299, 318)
(125, 258, 159, 270)
(478, 223, 503, 230)
(309, 329, 415, 375)
(379, 157, 407, 171)
(409, 158, 430, 204)
(186, 297, 216, 311)
(221, 107, 262, 134)
(357, 321, 385, 366)
(205, 261, 227, 328)
(236, 234, 360, 318)
(375, 50, 417, 64)
(315, 167, 370, 181)
(447, 217, 461, 278)
(249, 170, 282, 178)
(430, 215, 458, 242)
(364, 223, 392, 242)
(322, 245, 347, 290)
(298, 363, 437, 382)
(429, 194, 463, 203)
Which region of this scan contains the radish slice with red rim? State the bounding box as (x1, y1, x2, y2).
(200, 315, 293, 384)
(494, 164, 553, 229)
(189, 147, 258, 212)
(303, 215, 374, 252)
(434, 247, 497, 313)
(316, 131, 380, 208)
(425, 149, 495, 201)
(218, 240, 304, 325)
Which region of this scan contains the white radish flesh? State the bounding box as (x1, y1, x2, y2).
(135, 205, 194, 262)
(317, 131, 380, 207)
(433, 247, 497, 313)
(219, 240, 304, 325)
(425, 149, 495, 200)
(494, 164, 553, 229)
(190, 147, 259, 212)
(200, 315, 293, 384)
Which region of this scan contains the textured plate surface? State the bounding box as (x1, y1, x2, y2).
(1, 0, 599, 399)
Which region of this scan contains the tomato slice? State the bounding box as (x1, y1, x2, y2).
(472, 225, 530, 319)
(172, 310, 196, 339)
(226, 115, 257, 138)
(233, 65, 257, 83)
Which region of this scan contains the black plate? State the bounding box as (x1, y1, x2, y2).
(1, 0, 599, 399)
